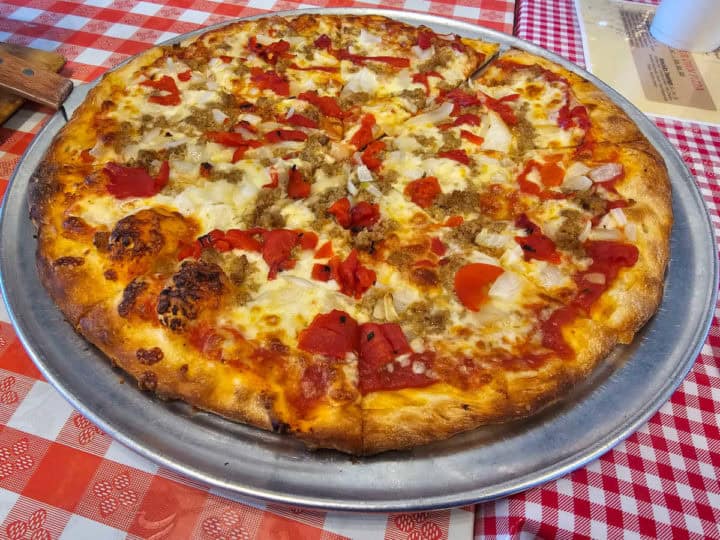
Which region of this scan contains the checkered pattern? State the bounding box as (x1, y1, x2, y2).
(475, 1, 720, 537)
(1, 0, 719, 538)
(0, 1, 513, 538)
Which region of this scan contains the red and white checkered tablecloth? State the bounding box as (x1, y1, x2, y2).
(1, 0, 719, 538)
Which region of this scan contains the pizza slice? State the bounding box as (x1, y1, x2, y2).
(471, 49, 643, 150)
(179, 15, 344, 100)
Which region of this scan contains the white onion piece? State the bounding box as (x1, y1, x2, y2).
(588, 228, 623, 241)
(578, 220, 592, 242)
(583, 272, 606, 285)
(489, 271, 521, 299)
(240, 114, 262, 125)
(475, 230, 506, 249)
(562, 174, 592, 191)
(208, 58, 223, 69)
(170, 160, 196, 175)
(206, 81, 218, 91)
(285, 107, 295, 120)
(211, 109, 228, 124)
(280, 273, 317, 289)
(162, 139, 186, 149)
(411, 44, 434, 61)
(366, 184, 383, 198)
(482, 112, 513, 152)
(359, 29, 382, 45)
(610, 207, 627, 226)
(343, 67, 378, 94)
(346, 178, 359, 196)
(406, 101, 454, 126)
(589, 163, 623, 183)
(191, 90, 217, 106)
(165, 57, 176, 73)
(412, 361, 426, 375)
(536, 263, 567, 289)
(357, 164, 374, 183)
(565, 161, 591, 178)
(234, 127, 256, 139)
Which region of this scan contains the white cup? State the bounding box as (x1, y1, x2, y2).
(649, 0, 720, 52)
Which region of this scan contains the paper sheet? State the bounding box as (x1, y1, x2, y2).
(574, 0, 720, 124)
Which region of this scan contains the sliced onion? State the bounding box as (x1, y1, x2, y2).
(356, 164, 374, 183)
(191, 90, 217, 106)
(170, 160, 196, 175)
(482, 112, 513, 152)
(406, 101, 454, 126)
(589, 163, 623, 183)
(359, 29, 382, 45)
(347, 178, 359, 196)
(565, 161, 591, 178)
(536, 263, 567, 289)
(240, 113, 262, 125)
(562, 174, 592, 191)
(411, 44, 434, 61)
(411, 360, 426, 375)
(588, 228, 623, 241)
(343, 67, 378, 94)
(583, 272, 606, 285)
(610, 207, 627, 226)
(278, 275, 316, 289)
(578, 220, 592, 242)
(161, 139, 186, 150)
(489, 271, 521, 299)
(166, 57, 177, 73)
(397, 353, 413, 366)
(285, 107, 295, 120)
(212, 109, 228, 125)
(475, 229, 506, 249)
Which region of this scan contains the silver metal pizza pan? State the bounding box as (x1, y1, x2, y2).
(0, 8, 716, 512)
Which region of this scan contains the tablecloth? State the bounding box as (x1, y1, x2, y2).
(0, 0, 718, 538)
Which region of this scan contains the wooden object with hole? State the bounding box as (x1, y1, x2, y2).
(0, 44, 69, 124)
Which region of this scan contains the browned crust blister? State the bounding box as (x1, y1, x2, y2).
(31, 16, 671, 456)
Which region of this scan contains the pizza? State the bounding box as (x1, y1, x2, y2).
(29, 14, 672, 455)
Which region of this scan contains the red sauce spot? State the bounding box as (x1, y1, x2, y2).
(514, 214, 561, 264)
(404, 176, 441, 208)
(250, 67, 289, 96)
(336, 48, 410, 68)
(430, 237, 447, 256)
(314, 241, 334, 259)
(287, 166, 311, 199)
(439, 113, 480, 130)
(284, 112, 319, 129)
(438, 149, 470, 165)
(361, 140, 386, 171)
(541, 240, 639, 357)
(454, 263, 503, 311)
(412, 71, 443, 94)
(298, 310, 359, 359)
(417, 29, 435, 49)
(328, 198, 380, 231)
(141, 76, 180, 106)
(349, 114, 376, 149)
(246, 36, 291, 65)
(460, 130, 484, 145)
(298, 91, 346, 119)
(264, 129, 308, 144)
(103, 161, 169, 199)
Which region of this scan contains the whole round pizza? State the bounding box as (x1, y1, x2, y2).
(29, 14, 672, 455)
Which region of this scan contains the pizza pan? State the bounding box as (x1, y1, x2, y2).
(1, 8, 716, 511)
